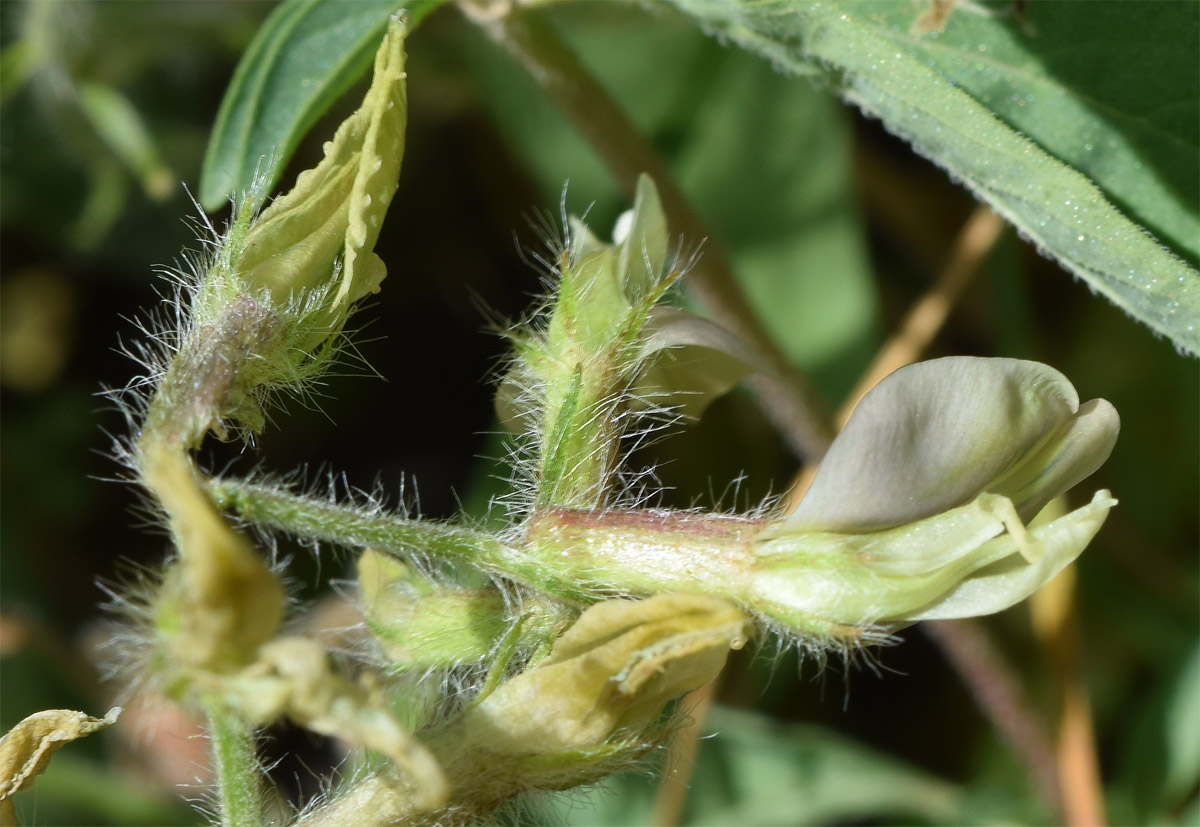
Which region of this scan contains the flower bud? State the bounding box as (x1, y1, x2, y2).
(0, 707, 120, 812)
(357, 549, 511, 671)
(222, 636, 448, 811)
(232, 14, 407, 331)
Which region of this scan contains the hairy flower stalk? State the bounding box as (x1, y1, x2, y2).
(216, 357, 1118, 649)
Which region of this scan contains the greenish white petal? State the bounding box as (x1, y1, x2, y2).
(632, 307, 769, 419)
(787, 357, 1117, 531)
(614, 174, 668, 301)
(898, 490, 1115, 621)
(754, 489, 1115, 629)
(987, 398, 1120, 521)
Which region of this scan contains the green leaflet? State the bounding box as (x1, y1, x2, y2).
(76, 82, 171, 199)
(198, 0, 443, 212)
(670, 0, 1200, 356)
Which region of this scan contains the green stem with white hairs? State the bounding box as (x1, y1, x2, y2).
(204, 697, 267, 827)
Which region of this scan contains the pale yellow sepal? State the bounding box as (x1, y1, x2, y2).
(143, 439, 283, 671)
(234, 15, 407, 318)
(436, 593, 750, 782)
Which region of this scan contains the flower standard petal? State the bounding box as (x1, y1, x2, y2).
(786, 357, 1116, 531)
(987, 397, 1120, 520)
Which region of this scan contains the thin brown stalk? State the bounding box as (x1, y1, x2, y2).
(651, 676, 722, 827)
(1032, 567, 1108, 827)
(923, 618, 1063, 813)
(460, 0, 834, 462)
(835, 205, 1006, 421)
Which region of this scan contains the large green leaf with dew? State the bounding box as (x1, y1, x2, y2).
(198, 0, 443, 212)
(670, 0, 1200, 355)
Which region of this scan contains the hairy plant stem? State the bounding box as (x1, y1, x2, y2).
(210, 478, 896, 646)
(209, 477, 520, 573)
(213, 478, 779, 607)
(140, 291, 281, 453)
(462, 1, 834, 462)
(204, 698, 266, 827)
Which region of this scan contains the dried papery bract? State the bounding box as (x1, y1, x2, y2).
(218, 637, 447, 810)
(0, 708, 121, 823)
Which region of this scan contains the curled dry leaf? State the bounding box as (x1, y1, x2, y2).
(0, 707, 121, 804)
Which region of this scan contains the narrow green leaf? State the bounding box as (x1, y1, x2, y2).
(198, 0, 442, 212)
(77, 82, 173, 199)
(1118, 641, 1200, 821)
(670, 0, 1200, 355)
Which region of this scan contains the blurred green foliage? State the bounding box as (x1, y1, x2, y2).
(1, 1, 1195, 825)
